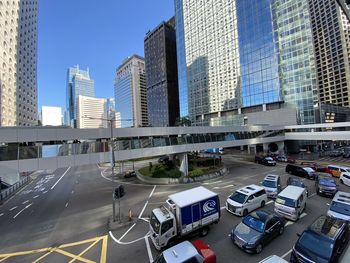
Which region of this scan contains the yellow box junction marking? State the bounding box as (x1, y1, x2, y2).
(0, 235, 108, 263)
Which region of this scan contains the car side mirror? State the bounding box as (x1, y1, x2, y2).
(297, 233, 301, 237)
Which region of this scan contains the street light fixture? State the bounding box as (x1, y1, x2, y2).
(83, 115, 133, 223)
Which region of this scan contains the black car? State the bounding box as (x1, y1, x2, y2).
(286, 177, 309, 197)
(291, 215, 349, 263)
(315, 174, 338, 197)
(158, 155, 169, 164)
(286, 164, 316, 180)
(257, 156, 276, 166)
(231, 210, 285, 254)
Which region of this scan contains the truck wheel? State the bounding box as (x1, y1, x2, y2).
(279, 226, 284, 235)
(340, 179, 344, 184)
(260, 200, 265, 208)
(200, 226, 209, 237)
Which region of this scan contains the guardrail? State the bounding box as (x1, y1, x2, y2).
(0, 176, 31, 204)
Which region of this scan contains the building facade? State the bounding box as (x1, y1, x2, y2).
(175, 0, 241, 126)
(175, 0, 350, 126)
(144, 17, 179, 127)
(66, 65, 95, 128)
(114, 55, 148, 128)
(41, 106, 62, 126)
(76, 95, 116, 129)
(0, 0, 38, 127)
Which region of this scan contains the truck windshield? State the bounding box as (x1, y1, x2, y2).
(276, 196, 297, 208)
(229, 192, 248, 204)
(330, 201, 350, 216)
(150, 212, 161, 234)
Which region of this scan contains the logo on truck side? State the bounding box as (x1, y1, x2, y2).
(203, 200, 216, 213)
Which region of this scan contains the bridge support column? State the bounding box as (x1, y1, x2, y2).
(178, 153, 188, 177)
(248, 145, 257, 155)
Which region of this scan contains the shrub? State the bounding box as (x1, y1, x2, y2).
(188, 169, 204, 178)
(153, 164, 166, 177)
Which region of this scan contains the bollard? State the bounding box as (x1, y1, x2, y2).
(128, 209, 133, 221)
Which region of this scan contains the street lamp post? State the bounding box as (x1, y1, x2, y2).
(83, 115, 133, 223)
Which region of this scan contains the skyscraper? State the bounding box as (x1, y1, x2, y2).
(66, 65, 95, 127)
(144, 17, 179, 127)
(0, 0, 38, 126)
(114, 55, 148, 128)
(174, 0, 240, 126)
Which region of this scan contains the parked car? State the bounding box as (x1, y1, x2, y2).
(231, 210, 285, 254)
(340, 172, 350, 186)
(315, 174, 338, 197)
(327, 191, 350, 221)
(343, 151, 350, 158)
(124, 170, 136, 178)
(226, 185, 267, 217)
(328, 165, 350, 178)
(329, 150, 343, 157)
(158, 155, 169, 164)
(285, 164, 316, 180)
(307, 163, 332, 175)
(261, 174, 282, 198)
(259, 255, 288, 263)
(286, 177, 309, 197)
(153, 240, 216, 263)
(290, 215, 349, 263)
(274, 186, 307, 221)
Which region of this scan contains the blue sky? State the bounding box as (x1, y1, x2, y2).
(38, 0, 174, 111)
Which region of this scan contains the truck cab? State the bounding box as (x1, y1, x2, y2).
(150, 204, 176, 250)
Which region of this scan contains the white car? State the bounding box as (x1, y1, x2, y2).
(226, 184, 267, 216)
(327, 191, 350, 221)
(340, 172, 350, 186)
(259, 255, 288, 263)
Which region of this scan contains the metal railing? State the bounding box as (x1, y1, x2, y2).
(0, 176, 31, 204)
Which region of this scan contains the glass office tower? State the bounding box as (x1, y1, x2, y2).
(237, 0, 281, 108)
(66, 66, 95, 127)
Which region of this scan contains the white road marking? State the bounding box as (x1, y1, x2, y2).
(213, 184, 234, 189)
(22, 200, 29, 204)
(139, 186, 156, 219)
(119, 223, 136, 241)
(109, 231, 148, 245)
(0, 213, 4, 217)
(266, 200, 274, 205)
(140, 218, 150, 223)
(203, 180, 222, 185)
(51, 167, 71, 190)
(148, 185, 157, 199)
(9, 206, 17, 211)
(43, 190, 48, 194)
(33, 195, 39, 199)
(282, 249, 292, 259)
(300, 212, 307, 219)
(285, 213, 307, 226)
(220, 206, 226, 210)
(71, 190, 74, 194)
(308, 193, 316, 198)
(327, 203, 330, 206)
(145, 236, 154, 263)
(65, 202, 69, 208)
(13, 203, 32, 219)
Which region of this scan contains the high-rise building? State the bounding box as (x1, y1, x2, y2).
(0, 0, 38, 127)
(144, 17, 179, 127)
(41, 106, 62, 126)
(175, 0, 240, 126)
(114, 55, 148, 128)
(66, 65, 95, 127)
(76, 95, 116, 129)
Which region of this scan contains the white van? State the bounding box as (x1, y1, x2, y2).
(274, 186, 307, 221)
(226, 184, 267, 216)
(327, 191, 350, 221)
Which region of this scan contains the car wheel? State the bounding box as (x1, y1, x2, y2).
(279, 226, 284, 235)
(200, 226, 209, 237)
(340, 179, 344, 184)
(261, 200, 265, 208)
(256, 244, 263, 254)
(243, 209, 248, 217)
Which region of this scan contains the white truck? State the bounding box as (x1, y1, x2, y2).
(149, 186, 221, 250)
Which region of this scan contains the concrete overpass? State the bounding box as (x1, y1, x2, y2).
(0, 122, 349, 181)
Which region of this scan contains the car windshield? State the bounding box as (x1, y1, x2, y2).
(230, 192, 248, 204)
(330, 201, 350, 216)
(319, 179, 336, 187)
(242, 215, 265, 233)
(303, 167, 314, 173)
(265, 157, 273, 161)
(289, 179, 304, 188)
(298, 232, 333, 259)
(150, 212, 161, 234)
(276, 196, 297, 208)
(262, 180, 277, 188)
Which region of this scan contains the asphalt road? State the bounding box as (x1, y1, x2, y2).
(0, 155, 349, 263)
